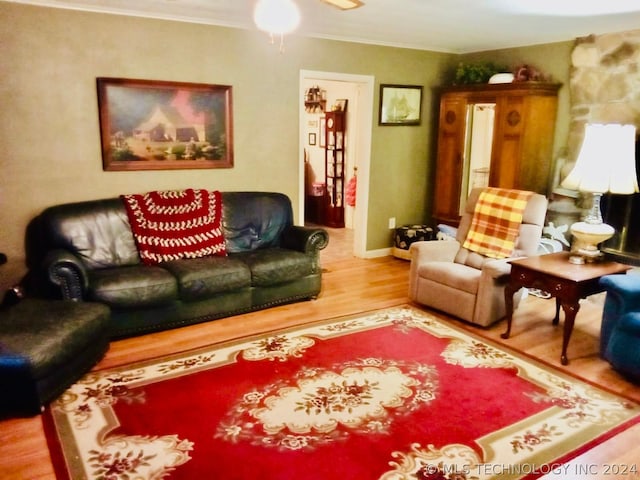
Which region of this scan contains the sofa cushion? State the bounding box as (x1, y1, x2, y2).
(417, 261, 480, 295)
(39, 198, 140, 270)
(88, 265, 178, 308)
(162, 256, 252, 302)
(222, 192, 293, 253)
(454, 247, 493, 270)
(233, 248, 313, 287)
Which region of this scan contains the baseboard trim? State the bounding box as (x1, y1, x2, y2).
(363, 248, 392, 259)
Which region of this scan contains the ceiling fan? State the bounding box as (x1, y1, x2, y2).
(320, 0, 364, 10)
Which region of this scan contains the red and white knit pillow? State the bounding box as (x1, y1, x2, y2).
(121, 189, 226, 265)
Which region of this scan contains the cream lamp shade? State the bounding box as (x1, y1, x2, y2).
(561, 123, 638, 263)
(562, 124, 638, 195)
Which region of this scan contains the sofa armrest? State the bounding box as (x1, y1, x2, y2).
(281, 226, 329, 254)
(600, 274, 640, 350)
(600, 274, 640, 311)
(43, 249, 88, 300)
(409, 240, 460, 264)
(481, 258, 513, 279)
(482, 255, 529, 280)
(617, 311, 640, 336)
(408, 241, 461, 301)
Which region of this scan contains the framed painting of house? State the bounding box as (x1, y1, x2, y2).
(97, 77, 233, 171)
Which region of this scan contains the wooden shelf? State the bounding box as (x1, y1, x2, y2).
(324, 111, 346, 228)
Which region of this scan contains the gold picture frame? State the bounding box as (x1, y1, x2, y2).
(97, 77, 234, 171)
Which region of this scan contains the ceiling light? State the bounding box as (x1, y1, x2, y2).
(253, 0, 301, 35)
(253, 0, 301, 52)
(320, 0, 364, 11)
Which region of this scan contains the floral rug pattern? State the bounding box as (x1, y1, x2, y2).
(215, 357, 439, 451)
(45, 306, 640, 480)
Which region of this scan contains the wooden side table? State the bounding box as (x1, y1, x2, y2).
(501, 251, 630, 365)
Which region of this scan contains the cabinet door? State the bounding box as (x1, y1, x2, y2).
(516, 94, 558, 193)
(433, 95, 467, 224)
(490, 95, 525, 189)
(490, 92, 558, 194)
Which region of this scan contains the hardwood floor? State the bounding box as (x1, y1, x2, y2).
(1, 242, 639, 479)
(308, 223, 356, 263)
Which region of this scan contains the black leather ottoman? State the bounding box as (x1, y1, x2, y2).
(0, 299, 110, 417)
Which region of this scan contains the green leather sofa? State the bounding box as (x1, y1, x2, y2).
(27, 191, 329, 338)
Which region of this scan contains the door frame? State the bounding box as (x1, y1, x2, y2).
(299, 70, 375, 258)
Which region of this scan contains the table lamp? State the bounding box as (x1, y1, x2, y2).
(561, 123, 638, 264)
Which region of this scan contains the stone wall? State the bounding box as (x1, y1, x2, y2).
(568, 29, 640, 163)
(547, 29, 640, 253)
(557, 29, 640, 262)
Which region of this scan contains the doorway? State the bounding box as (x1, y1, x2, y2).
(299, 70, 375, 258)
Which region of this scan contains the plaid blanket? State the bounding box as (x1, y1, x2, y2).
(462, 188, 533, 259)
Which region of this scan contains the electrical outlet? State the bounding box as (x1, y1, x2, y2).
(388, 217, 396, 229)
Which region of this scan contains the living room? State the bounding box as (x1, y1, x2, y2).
(2, 1, 640, 478)
(0, 0, 579, 288)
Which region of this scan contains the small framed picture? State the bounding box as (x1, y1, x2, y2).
(308, 132, 317, 146)
(335, 99, 348, 112)
(379, 84, 423, 126)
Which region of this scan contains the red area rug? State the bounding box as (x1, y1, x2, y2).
(44, 306, 640, 479)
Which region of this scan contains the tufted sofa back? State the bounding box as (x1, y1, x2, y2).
(35, 191, 294, 271)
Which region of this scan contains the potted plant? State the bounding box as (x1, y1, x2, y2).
(454, 62, 509, 84)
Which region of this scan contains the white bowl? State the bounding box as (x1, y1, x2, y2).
(489, 73, 514, 84)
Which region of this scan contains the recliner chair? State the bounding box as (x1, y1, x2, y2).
(409, 187, 547, 327)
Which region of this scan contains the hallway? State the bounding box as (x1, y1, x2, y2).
(307, 225, 355, 264)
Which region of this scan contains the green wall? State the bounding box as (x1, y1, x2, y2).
(0, 2, 575, 287)
(0, 3, 453, 272)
